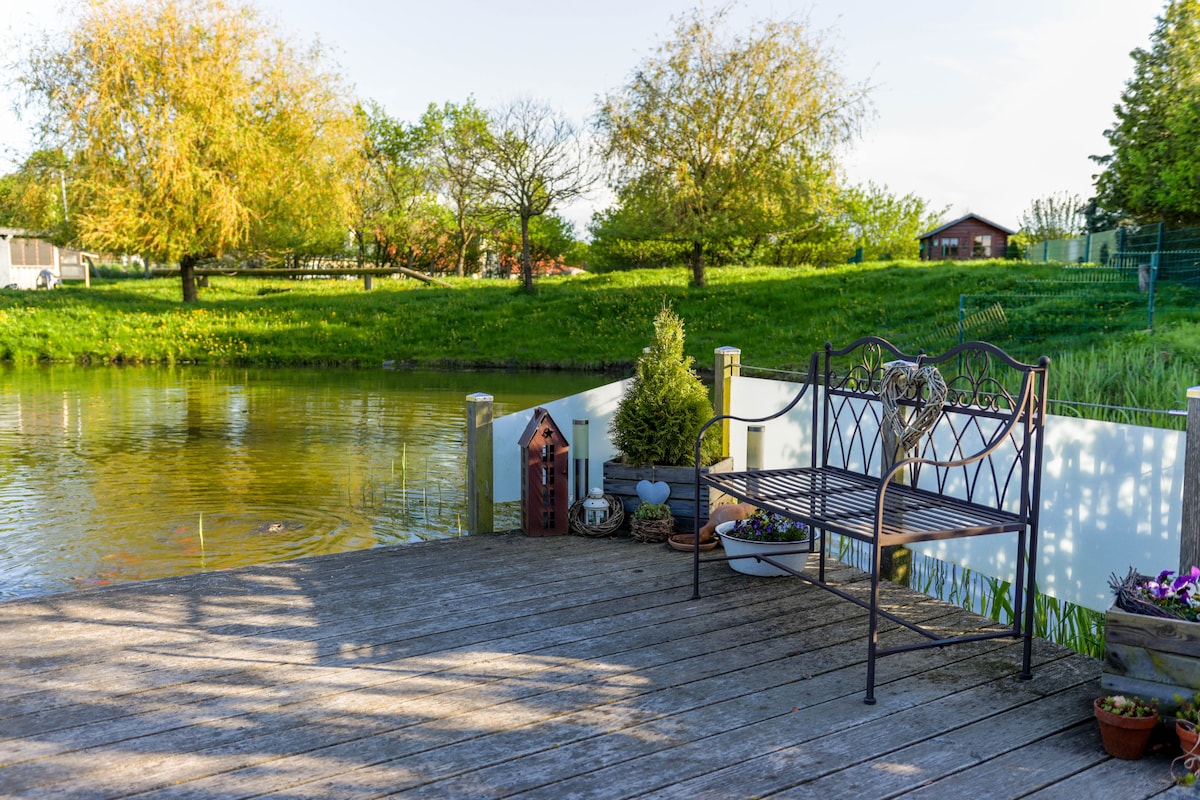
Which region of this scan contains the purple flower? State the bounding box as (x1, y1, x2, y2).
(1135, 565, 1200, 622)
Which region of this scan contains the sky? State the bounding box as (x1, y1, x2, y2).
(0, 0, 1166, 235)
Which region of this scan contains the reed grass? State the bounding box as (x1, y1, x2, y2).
(832, 537, 1105, 658)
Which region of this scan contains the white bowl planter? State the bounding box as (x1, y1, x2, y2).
(715, 520, 813, 577)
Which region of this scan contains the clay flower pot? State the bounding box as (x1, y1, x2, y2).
(1094, 697, 1158, 760)
(1178, 720, 1200, 776)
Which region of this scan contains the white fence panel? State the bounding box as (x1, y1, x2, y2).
(492, 379, 629, 504)
(729, 375, 1183, 612)
(492, 373, 1185, 612)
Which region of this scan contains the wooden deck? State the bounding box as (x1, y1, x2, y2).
(0, 534, 1189, 799)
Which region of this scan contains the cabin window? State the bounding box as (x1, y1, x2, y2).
(973, 235, 992, 258)
(941, 237, 959, 258)
(11, 238, 55, 267)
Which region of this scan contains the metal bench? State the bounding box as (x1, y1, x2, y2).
(691, 336, 1050, 703)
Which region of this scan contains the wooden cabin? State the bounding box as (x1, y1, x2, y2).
(918, 213, 1014, 261)
(0, 228, 88, 288)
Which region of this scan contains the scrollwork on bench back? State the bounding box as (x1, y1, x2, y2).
(820, 337, 1049, 514)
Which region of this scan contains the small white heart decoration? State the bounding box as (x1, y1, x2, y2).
(636, 479, 671, 505)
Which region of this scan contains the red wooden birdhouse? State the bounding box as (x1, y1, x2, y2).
(518, 407, 570, 536)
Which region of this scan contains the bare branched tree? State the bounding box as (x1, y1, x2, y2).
(485, 98, 594, 292)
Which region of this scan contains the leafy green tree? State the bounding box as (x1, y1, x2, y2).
(484, 98, 594, 293)
(18, 0, 361, 301)
(587, 204, 691, 270)
(420, 100, 494, 277)
(841, 182, 947, 261)
(1019, 192, 1085, 241)
(1092, 0, 1200, 226)
(596, 7, 870, 286)
(350, 102, 447, 279)
(0, 150, 70, 239)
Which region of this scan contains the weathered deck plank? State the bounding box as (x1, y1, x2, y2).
(0, 534, 1183, 799)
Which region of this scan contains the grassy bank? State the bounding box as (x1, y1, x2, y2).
(0, 260, 1076, 367)
(2, 261, 1199, 420)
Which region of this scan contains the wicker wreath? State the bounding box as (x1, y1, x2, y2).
(880, 360, 948, 454)
(630, 516, 675, 544)
(568, 494, 625, 538)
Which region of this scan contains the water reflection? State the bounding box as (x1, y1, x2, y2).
(0, 365, 609, 599)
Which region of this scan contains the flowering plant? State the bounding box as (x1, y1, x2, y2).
(1110, 566, 1200, 622)
(1138, 567, 1200, 621)
(1096, 694, 1158, 719)
(727, 510, 810, 543)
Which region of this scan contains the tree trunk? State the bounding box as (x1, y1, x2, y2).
(356, 232, 372, 290)
(179, 254, 200, 303)
(690, 241, 706, 287)
(455, 220, 469, 278)
(520, 214, 534, 293)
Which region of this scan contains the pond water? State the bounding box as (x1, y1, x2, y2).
(0, 365, 610, 600)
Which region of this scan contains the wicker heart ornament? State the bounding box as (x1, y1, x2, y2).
(879, 360, 948, 454)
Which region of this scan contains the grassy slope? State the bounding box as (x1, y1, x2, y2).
(0, 260, 1059, 368)
(2, 260, 1198, 420)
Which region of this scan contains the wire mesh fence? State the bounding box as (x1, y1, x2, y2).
(890, 221, 1200, 359)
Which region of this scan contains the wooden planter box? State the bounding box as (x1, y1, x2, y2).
(1102, 604, 1200, 711)
(603, 457, 734, 535)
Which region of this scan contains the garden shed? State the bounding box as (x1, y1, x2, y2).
(918, 213, 1014, 261)
(0, 228, 87, 288)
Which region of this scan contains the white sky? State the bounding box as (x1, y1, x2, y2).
(0, 0, 1164, 234)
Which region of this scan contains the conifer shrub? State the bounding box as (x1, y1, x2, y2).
(610, 306, 723, 467)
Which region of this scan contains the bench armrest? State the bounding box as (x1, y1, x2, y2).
(693, 352, 820, 469)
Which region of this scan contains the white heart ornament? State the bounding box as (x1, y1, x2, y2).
(636, 480, 670, 505)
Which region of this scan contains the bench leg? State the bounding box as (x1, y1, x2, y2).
(1019, 530, 1037, 680)
(817, 528, 826, 584)
(864, 542, 882, 705)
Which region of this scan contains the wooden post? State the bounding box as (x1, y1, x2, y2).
(714, 347, 741, 460)
(466, 393, 494, 535)
(1179, 386, 1200, 571)
(880, 368, 911, 585)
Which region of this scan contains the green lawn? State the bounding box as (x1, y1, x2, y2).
(3, 260, 1198, 422)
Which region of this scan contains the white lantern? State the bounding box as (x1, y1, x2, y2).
(583, 488, 609, 527)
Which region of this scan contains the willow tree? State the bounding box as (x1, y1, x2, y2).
(596, 8, 870, 286)
(19, 0, 360, 301)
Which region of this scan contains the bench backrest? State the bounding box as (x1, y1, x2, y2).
(818, 337, 1049, 516)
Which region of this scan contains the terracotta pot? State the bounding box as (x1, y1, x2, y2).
(1178, 720, 1200, 774)
(1093, 698, 1158, 760)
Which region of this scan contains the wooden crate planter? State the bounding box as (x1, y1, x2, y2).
(603, 457, 734, 534)
(1102, 604, 1200, 710)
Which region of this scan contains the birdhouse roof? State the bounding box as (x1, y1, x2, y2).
(517, 407, 569, 449)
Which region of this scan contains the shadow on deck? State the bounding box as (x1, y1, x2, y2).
(0, 534, 1185, 798)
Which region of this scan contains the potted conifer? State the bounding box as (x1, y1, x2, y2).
(604, 306, 733, 533)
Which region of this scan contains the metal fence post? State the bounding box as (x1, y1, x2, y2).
(714, 347, 741, 459)
(1180, 387, 1200, 571)
(466, 393, 494, 535)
